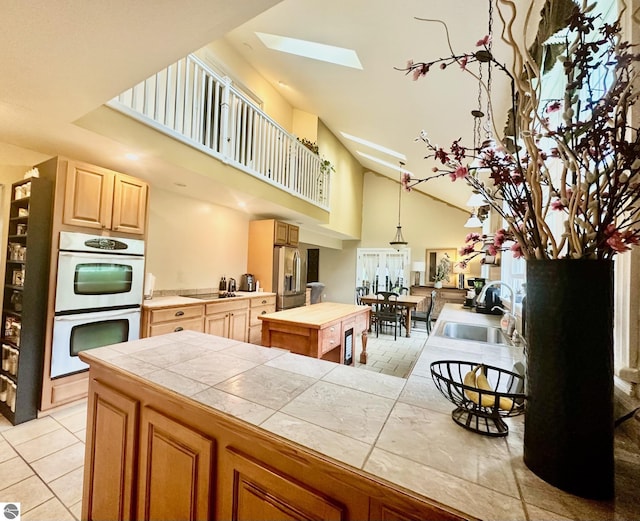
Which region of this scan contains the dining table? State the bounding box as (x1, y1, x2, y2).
(359, 293, 426, 338)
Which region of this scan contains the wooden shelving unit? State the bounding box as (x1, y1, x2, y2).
(0, 177, 53, 424)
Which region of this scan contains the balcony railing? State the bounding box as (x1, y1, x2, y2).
(108, 54, 330, 209)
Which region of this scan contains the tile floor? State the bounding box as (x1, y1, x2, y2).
(0, 327, 425, 520)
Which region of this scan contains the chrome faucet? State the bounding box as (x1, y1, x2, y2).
(476, 280, 515, 312)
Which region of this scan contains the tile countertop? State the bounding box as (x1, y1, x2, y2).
(142, 291, 277, 308)
(82, 304, 638, 521)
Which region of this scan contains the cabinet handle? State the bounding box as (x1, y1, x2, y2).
(261, 300, 267, 304)
(261, 311, 266, 315)
(174, 326, 184, 332)
(175, 310, 184, 317)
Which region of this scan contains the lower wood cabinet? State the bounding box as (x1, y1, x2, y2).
(137, 407, 214, 521)
(248, 295, 276, 345)
(225, 448, 345, 521)
(142, 304, 204, 337)
(82, 363, 472, 521)
(82, 380, 138, 521)
(205, 300, 249, 341)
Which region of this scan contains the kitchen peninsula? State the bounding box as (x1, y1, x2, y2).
(79, 306, 637, 521)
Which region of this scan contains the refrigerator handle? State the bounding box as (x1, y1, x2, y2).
(293, 249, 301, 292)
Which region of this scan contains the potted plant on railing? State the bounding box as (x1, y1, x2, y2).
(398, 0, 640, 500)
(297, 138, 335, 177)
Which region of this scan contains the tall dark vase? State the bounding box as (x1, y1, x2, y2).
(524, 259, 614, 500)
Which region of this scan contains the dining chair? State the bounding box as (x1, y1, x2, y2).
(412, 290, 437, 334)
(374, 291, 403, 340)
(355, 286, 367, 305)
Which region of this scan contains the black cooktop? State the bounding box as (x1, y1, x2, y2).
(182, 293, 237, 300)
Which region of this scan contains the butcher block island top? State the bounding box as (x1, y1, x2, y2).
(259, 301, 367, 327)
(259, 302, 370, 365)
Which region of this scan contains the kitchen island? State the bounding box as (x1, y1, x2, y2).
(79, 305, 638, 521)
(259, 302, 370, 364)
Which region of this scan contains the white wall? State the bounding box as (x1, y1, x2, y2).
(145, 187, 250, 292)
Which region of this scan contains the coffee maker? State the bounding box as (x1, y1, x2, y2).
(240, 273, 255, 292)
(466, 278, 486, 308)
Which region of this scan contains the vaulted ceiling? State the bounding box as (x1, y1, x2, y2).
(1, 0, 517, 221)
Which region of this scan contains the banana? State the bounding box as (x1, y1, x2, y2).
(475, 365, 515, 410)
(462, 367, 480, 404)
(475, 367, 498, 407)
(499, 396, 515, 411)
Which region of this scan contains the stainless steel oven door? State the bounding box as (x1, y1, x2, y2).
(55, 251, 145, 312)
(50, 308, 141, 378)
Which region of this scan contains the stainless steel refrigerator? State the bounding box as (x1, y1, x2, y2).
(274, 246, 306, 310)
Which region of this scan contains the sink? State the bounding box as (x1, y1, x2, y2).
(435, 321, 508, 345)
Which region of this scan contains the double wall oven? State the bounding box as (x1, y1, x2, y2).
(50, 231, 145, 378)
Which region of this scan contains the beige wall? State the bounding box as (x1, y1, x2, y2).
(145, 187, 250, 292)
(319, 121, 364, 240)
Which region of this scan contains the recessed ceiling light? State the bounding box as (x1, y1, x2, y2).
(125, 153, 139, 161)
(358, 151, 414, 175)
(340, 132, 406, 160)
(255, 32, 363, 70)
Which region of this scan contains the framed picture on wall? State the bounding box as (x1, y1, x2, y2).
(425, 249, 457, 287)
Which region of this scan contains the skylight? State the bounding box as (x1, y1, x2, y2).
(340, 132, 406, 160)
(358, 151, 413, 175)
(255, 32, 362, 70)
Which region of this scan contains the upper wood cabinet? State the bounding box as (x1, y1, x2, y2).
(274, 220, 299, 247)
(63, 160, 148, 235)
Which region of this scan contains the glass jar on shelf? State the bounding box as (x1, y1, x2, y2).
(1, 344, 10, 371)
(7, 381, 16, 412)
(10, 291, 22, 312)
(0, 375, 7, 403)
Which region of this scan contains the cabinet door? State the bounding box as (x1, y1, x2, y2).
(149, 317, 204, 336)
(63, 161, 114, 230)
(369, 498, 468, 521)
(287, 224, 299, 246)
(112, 173, 148, 235)
(229, 309, 248, 342)
(82, 379, 139, 521)
(137, 407, 214, 521)
(206, 311, 230, 337)
(274, 221, 288, 245)
(224, 447, 345, 521)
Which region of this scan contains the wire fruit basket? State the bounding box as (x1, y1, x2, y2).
(430, 360, 526, 436)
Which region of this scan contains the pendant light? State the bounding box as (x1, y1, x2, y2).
(390, 162, 408, 249)
(464, 213, 483, 228)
